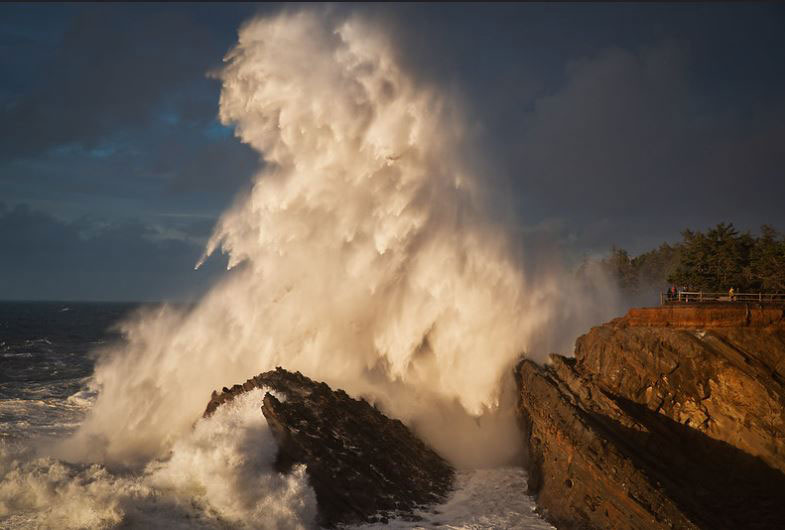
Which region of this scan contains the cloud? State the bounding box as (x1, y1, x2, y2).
(507, 40, 785, 252)
(2, 3, 784, 274)
(0, 6, 262, 222)
(1, 7, 226, 158)
(517, 42, 693, 208)
(151, 128, 260, 195)
(0, 203, 227, 301)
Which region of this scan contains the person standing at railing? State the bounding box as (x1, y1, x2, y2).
(729, 287, 735, 302)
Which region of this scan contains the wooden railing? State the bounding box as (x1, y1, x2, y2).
(660, 291, 785, 305)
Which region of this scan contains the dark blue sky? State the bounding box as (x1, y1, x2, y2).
(1, 4, 784, 301)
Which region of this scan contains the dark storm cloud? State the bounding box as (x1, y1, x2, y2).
(0, 203, 227, 301)
(1, 3, 784, 300)
(0, 5, 263, 301)
(510, 40, 785, 252)
(3, 7, 229, 157)
(150, 128, 259, 195)
(0, 5, 260, 202)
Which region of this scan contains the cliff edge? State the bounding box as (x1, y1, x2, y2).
(517, 304, 785, 529)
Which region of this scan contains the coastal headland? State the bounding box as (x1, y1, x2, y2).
(517, 304, 785, 529)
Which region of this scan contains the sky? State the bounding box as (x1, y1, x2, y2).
(1, 3, 784, 301)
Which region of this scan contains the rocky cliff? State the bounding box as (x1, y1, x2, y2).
(517, 304, 785, 529)
(204, 368, 454, 527)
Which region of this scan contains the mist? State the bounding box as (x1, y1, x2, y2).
(53, 10, 621, 472)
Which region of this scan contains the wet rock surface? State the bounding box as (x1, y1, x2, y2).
(205, 368, 454, 528)
(517, 304, 785, 529)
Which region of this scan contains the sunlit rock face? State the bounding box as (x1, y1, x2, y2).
(204, 368, 454, 527)
(576, 305, 785, 473)
(517, 305, 785, 530)
(618, 305, 785, 328)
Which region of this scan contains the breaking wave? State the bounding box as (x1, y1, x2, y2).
(1, 390, 316, 528)
(2, 8, 619, 528)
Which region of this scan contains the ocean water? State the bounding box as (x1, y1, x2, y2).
(0, 301, 553, 529)
(0, 302, 139, 443)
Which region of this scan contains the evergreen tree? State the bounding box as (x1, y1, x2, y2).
(604, 247, 637, 292)
(667, 223, 753, 291)
(749, 225, 785, 291)
(602, 223, 783, 296)
(635, 243, 680, 291)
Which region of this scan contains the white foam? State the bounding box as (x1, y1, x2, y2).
(350, 467, 555, 529)
(0, 389, 316, 529)
(66, 387, 99, 408)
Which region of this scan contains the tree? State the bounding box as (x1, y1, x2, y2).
(668, 223, 753, 291)
(749, 225, 785, 292)
(634, 243, 680, 292)
(601, 223, 784, 296)
(603, 247, 637, 292)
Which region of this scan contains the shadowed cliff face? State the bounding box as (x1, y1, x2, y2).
(517, 304, 785, 530)
(204, 368, 454, 528)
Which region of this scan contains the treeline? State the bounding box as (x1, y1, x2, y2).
(600, 223, 785, 295)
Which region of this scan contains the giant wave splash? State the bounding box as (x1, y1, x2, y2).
(2, 10, 617, 528)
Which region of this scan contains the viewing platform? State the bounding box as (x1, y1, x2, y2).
(629, 302, 785, 328)
(659, 291, 785, 305)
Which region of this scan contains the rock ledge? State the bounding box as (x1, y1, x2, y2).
(517, 305, 785, 529)
(205, 368, 454, 527)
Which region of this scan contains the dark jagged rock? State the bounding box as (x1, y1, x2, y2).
(517, 305, 785, 530)
(204, 368, 454, 527)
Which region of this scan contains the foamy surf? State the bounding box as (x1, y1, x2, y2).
(350, 468, 555, 530)
(1, 390, 317, 529)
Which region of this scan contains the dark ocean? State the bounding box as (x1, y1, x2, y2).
(0, 301, 139, 441)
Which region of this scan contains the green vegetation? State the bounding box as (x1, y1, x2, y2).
(601, 223, 785, 295)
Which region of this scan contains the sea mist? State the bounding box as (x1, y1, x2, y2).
(58, 8, 615, 477)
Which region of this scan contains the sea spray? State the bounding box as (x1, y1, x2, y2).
(54, 9, 618, 470)
(2, 9, 622, 527)
(0, 390, 316, 528)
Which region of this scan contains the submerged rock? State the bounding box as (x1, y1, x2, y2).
(517, 304, 785, 530)
(205, 368, 454, 527)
